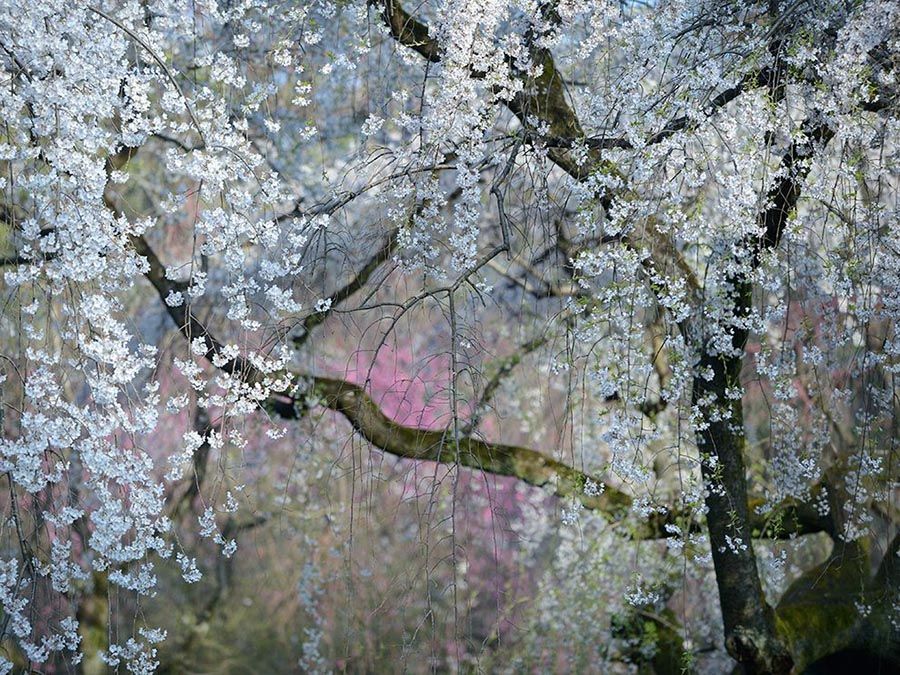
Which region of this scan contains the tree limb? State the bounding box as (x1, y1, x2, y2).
(753, 121, 834, 263)
(292, 227, 399, 348)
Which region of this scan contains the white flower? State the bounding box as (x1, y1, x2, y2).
(361, 114, 384, 137)
(176, 553, 202, 584)
(190, 337, 208, 356)
(165, 290, 184, 307)
(583, 478, 604, 497)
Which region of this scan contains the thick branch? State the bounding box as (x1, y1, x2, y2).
(308, 375, 639, 522)
(693, 347, 792, 673)
(689, 121, 834, 674)
(376, 0, 440, 62)
(753, 121, 834, 262)
(130, 233, 256, 379)
(537, 69, 773, 151)
(301, 375, 824, 540)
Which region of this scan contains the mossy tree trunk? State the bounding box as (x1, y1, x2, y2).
(77, 571, 109, 675)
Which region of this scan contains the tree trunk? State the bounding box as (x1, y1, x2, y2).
(77, 571, 109, 675)
(692, 281, 793, 673)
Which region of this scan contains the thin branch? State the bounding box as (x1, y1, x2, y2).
(88, 6, 206, 147)
(165, 407, 215, 521)
(463, 334, 550, 434)
(486, 258, 578, 298)
(292, 228, 399, 348)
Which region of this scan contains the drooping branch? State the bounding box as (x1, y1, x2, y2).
(89, 6, 206, 146)
(484, 254, 677, 419)
(530, 68, 772, 152)
(165, 407, 215, 521)
(486, 254, 581, 299)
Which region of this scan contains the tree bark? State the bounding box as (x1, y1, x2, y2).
(692, 282, 792, 673)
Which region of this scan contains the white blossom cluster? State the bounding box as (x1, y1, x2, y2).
(0, 0, 897, 669)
